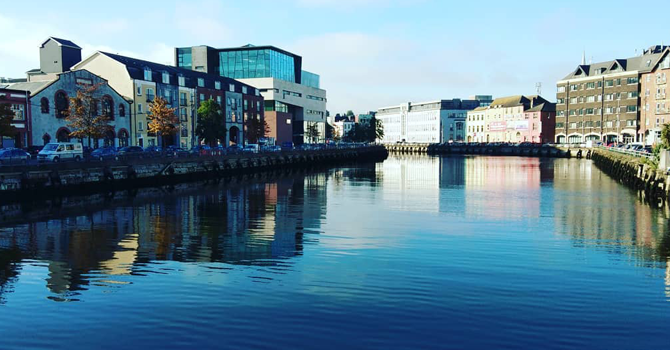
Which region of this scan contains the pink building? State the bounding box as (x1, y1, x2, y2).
(471, 95, 556, 143)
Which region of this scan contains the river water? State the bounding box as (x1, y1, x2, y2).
(1, 155, 669, 349)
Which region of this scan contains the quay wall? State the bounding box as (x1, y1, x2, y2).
(0, 146, 388, 203)
(385, 143, 575, 158)
(591, 149, 669, 201)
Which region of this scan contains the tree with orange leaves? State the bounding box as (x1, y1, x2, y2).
(148, 96, 179, 147)
(64, 83, 110, 147)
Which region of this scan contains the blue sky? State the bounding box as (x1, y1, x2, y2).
(2, 0, 670, 113)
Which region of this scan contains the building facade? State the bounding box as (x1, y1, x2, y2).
(175, 45, 327, 144)
(74, 51, 263, 148)
(640, 51, 670, 145)
(466, 107, 486, 142)
(10, 70, 132, 147)
(556, 46, 668, 144)
(376, 99, 480, 143)
(0, 88, 30, 148)
(476, 95, 555, 143)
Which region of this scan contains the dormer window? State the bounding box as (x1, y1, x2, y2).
(198, 78, 204, 87)
(229, 84, 235, 92)
(242, 86, 248, 94)
(215, 81, 221, 90)
(162, 71, 170, 84)
(144, 67, 152, 81)
(178, 75, 185, 86)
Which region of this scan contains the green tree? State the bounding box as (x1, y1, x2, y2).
(662, 123, 670, 148)
(305, 122, 320, 143)
(245, 115, 270, 144)
(0, 97, 17, 148)
(196, 99, 226, 146)
(346, 110, 355, 118)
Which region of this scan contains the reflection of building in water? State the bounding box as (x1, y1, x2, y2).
(378, 155, 440, 213)
(463, 157, 542, 219)
(0, 173, 329, 299)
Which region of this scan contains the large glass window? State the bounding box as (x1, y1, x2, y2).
(219, 48, 296, 82)
(176, 48, 192, 70)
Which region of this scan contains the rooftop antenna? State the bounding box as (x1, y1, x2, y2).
(536, 82, 542, 95)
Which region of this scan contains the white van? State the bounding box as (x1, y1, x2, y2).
(38, 142, 84, 162)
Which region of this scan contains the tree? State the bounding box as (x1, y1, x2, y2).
(662, 123, 670, 148)
(373, 117, 384, 142)
(64, 83, 110, 147)
(195, 99, 226, 146)
(246, 115, 270, 144)
(0, 97, 17, 148)
(148, 96, 179, 147)
(305, 122, 320, 143)
(346, 110, 355, 118)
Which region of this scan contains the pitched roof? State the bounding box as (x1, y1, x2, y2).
(41, 37, 81, 49)
(6, 80, 54, 96)
(490, 95, 527, 108)
(561, 48, 668, 80)
(98, 51, 258, 94)
(527, 102, 556, 112)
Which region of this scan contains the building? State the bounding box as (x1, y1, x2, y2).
(74, 51, 263, 148)
(376, 99, 480, 143)
(333, 119, 355, 139)
(175, 45, 326, 144)
(477, 95, 555, 143)
(469, 95, 494, 107)
(0, 88, 30, 148)
(9, 70, 132, 147)
(27, 38, 82, 82)
(640, 51, 670, 145)
(466, 106, 487, 142)
(556, 46, 668, 144)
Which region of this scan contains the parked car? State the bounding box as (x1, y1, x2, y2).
(189, 145, 212, 156)
(165, 145, 189, 158)
(24, 145, 43, 159)
(117, 146, 145, 159)
(227, 145, 243, 155)
(0, 148, 31, 165)
(243, 144, 260, 154)
(90, 147, 119, 161)
(144, 146, 164, 158)
(38, 142, 84, 163)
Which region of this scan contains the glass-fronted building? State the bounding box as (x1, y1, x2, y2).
(176, 48, 192, 70)
(220, 48, 297, 82)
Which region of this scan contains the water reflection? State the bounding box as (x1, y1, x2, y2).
(0, 173, 329, 302)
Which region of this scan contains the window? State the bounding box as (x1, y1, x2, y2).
(162, 72, 170, 84)
(198, 78, 204, 87)
(40, 97, 49, 113)
(628, 91, 638, 99)
(615, 78, 621, 86)
(180, 92, 187, 106)
(164, 90, 171, 103)
(119, 104, 125, 117)
(137, 86, 142, 95)
(138, 103, 143, 114)
(229, 84, 235, 92)
(200, 93, 205, 102)
(627, 77, 638, 85)
(244, 100, 248, 110)
(146, 88, 155, 102)
(586, 82, 596, 89)
(605, 80, 614, 87)
(626, 105, 637, 113)
(558, 86, 566, 93)
(256, 101, 260, 111)
(242, 86, 247, 94)
(215, 81, 221, 90)
(178, 75, 185, 86)
(55, 91, 69, 118)
(181, 124, 188, 137)
(570, 84, 578, 91)
(216, 96, 222, 104)
(557, 98, 565, 104)
(180, 108, 187, 121)
(586, 96, 596, 103)
(138, 122, 144, 131)
(585, 108, 594, 115)
(144, 68, 152, 81)
(227, 97, 231, 106)
(570, 97, 578, 104)
(102, 96, 114, 119)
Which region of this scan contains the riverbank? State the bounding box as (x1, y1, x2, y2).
(0, 146, 388, 203)
(591, 148, 669, 202)
(385, 143, 574, 158)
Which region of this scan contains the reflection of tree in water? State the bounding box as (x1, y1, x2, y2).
(0, 247, 22, 305)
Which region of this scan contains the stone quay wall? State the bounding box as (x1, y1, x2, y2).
(591, 149, 669, 201)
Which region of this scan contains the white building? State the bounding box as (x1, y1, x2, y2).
(466, 106, 487, 142)
(376, 99, 481, 143)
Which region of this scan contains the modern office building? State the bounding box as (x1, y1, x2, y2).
(556, 46, 668, 144)
(376, 99, 480, 143)
(175, 45, 327, 144)
(469, 95, 494, 107)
